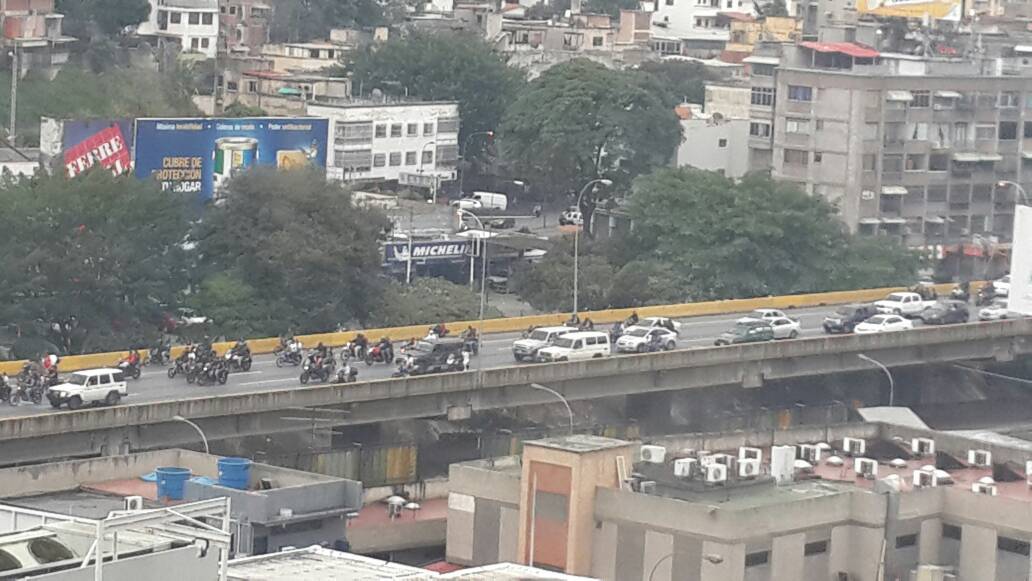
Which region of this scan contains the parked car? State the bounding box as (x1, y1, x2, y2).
(450, 198, 482, 210)
(638, 316, 682, 334)
(979, 299, 1011, 321)
(874, 292, 935, 318)
(537, 331, 611, 362)
(46, 368, 128, 410)
(736, 309, 789, 325)
(853, 314, 913, 334)
(823, 304, 879, 334)
(994, 274, 1011, 297)
(921, 300, 970, 325)
(405, 339, 467, 375)
(512, 326, 578, 362)
(714, 321, 775, 346)
(559, 206, 583, 226)
(768, 316, 802, 339)
(615, 326, 677, 353)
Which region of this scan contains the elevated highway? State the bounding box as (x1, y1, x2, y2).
(1, 318, 1029, 464)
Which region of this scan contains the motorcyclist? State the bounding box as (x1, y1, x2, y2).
(581, 318, 595, 331)
(377, 337, 394, 363)
(566, 313, 581, 327)
(41, 353, 59, 384)
(353, 333, 369, 358)
(231, 339, 250, 358)
(648, 332, 663, 352)
(627, 311, 640, 326)
(0, 373, 10, 402)
(610, 321, 624, 341)
(125, 348, 141, 369)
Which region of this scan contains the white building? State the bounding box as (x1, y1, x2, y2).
(675, 104, 750, 178)
(137, 0, 219, 58)
(306, 100, 460, 185)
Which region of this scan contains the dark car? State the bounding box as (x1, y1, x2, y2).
(405, 338, 466, 375)
(921, 300, 970, 325)
(714, 321, 775, 346)
(823, 304, 879, 334)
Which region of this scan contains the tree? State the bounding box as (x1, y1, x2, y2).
(191, 168, 389, 336)
(223, 102, 269, 118)
(500, 59, 681, 199)
(638, 60, 722, 106)
(0, 170, 192, 353)
(57, 0, 151, 38)
(373, 278, 501, 328)
(270, 0, 384, 43)
(347, 31, 524, 160)
(762, 0, 790, 17)
(511, 238, 616, 312)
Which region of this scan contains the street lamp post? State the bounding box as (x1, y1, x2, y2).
(419, 141, 437, 203)
(858, 354, 895, 407)
(530, 383, 574, 435)
(997, 180, 1030, 205)
(457, 209, 490, 363)
(458, 130, 494, 197)
(572, 178, 612, 316)
(172, 415, 210, 454)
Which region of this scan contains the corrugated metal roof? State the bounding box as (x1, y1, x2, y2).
(799, 41, 879, 58)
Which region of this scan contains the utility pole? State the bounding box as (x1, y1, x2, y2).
(405, 207, 414, 284)
(9, 44, 17, 142)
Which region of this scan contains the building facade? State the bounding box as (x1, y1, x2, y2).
(138, 0, 219, 58)
(305, 100, 460, 184)
(676, 105, 750, 178)
(1, 0, 73, 79)
(218, 0, 270, 56)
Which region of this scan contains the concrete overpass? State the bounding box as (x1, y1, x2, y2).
(2, 319, 1030, 464)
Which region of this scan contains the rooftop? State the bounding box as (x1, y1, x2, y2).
(526, 434, 632, 454)
(0, 147, 38, 163)
(228, 546, 434, 580)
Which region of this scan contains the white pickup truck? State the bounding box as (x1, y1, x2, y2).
(874, 292, 935, 319)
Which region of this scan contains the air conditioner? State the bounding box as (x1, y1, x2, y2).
(911, 437, 935, 456)
(738, 446, 762, 461)
(124, 496, 144, 511)
(711, 453, 735, 466)
(971, 482, 997, 496)
(913, 470, 936, 488)
(640, 480, 657, 494)
(640, 445, 667, 464)
(799, 444, 822, 463)
(699, 452, 717, 467)
(739, 458, 761, 478)
(1026, 460, 1032, 486)
(705, 463, 728, 483)
(855, 458, 878, 479)
(967, 449, 991, 467)
(843, 437, 866, 456)
(674, 458, 698, 478)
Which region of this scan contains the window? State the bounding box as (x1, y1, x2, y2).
(783, 149, 808, 165)
(885, 122, 905, 144)
(373, 154, 386, 168)
(390, 124, 402, 138)
(786, 118, 810, 134)
(1000, 91, 1020, 108)
(816, 119, 824, 130)
(189, 11, 200, 24)
(929, 153, 949, 172)
(977, 92, 997, 108)
(998, 537, 1030, 556)
(191, 37, 199, 49)
(334, 149, 372, 172)
(813, 152, 822, 163)
(804, 540, 828, 556)
(954, 122, 969, 144)
(225, 80, 238, 92)
(666, 0, 673, 5)
(407, 123, 418, 137)
(973, 184, 991, 202)
(438, 117, 460, 133)
(202, 12, 213, 25)
(405, 151, 417, 165)
(334, 122, 373, 144)
(863, 154, 877, 171)
(745, 551, 769, 567)
(228, 5, 237, 14)
(375, 124, 387, 138)
(909, 122, 928, 140)
(883, 154, 903, 173)
(895, 534, 918, 549)
(201, 38, 209, 48)
(387, 152, 402, 166)
(592, 36, 603, 47)
(1000, 121, 1018, 140)
(863, 122, 879, 140)
(928, 185, 947, 202)
(718, 138, 727, 148)
(220, 5, 226, 13)
(1026, 94, 1032, 109)
(911, 90, 930, 108)
(905, 153, 927, 171)
(422, 150, 433, 165)
(752, 64, 775, 77)
(749, 122, 771, 137)
(787, 85, 813, 102)
(976, 124, 996, 140)
(1025, 122, 1032, 138)
(751, 87, 774, 107)
(423, 122, 434, 136)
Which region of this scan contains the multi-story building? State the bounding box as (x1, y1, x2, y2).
(218, 0, 270, 56)
(747, 40, 1032, 246)
(225, 70, 350, 115)
(305, 99, 460, 185)
(448, 423, 1032, 581)
(676, 103, 750, 178)
(0, 0, 73, 79)
(138, 0, 220, 58)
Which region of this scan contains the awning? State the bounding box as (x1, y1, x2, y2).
(859, 218, 882, 225)
(881, 217, 906, 224)
(799, 41, 880, 59)
(934, 90, 962, 98)
(979, 153, 1003, 162)
(881, 186, 908, 195)
(743, 55, 780, 65)
(952, 152, 980, 162)
(1015, 45, 1032, 54)
(277, 87, 302, 95)
(925, 216, 946, 224)
(886, 90, 914, 102)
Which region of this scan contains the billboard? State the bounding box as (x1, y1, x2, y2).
(856, 0, 961, 21)
(1008, 205, 1032, 315)
(384, 240, 471, 263)
(39, 118, 134, 178)
(133, 117, 329, 200)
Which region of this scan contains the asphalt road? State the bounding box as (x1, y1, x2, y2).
(0, 305, 927, 418)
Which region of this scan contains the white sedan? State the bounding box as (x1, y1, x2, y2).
(737, 308, 789, 325)
(854, 314, 913, 334)
(994, 275, 1011, 298)
(615, 326, 677, 353)
(769, 316, 802, 339)
(979, 299, 1010, 321)
(638, 316, 682, 334)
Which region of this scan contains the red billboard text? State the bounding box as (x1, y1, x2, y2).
(64, 125, 130, 178)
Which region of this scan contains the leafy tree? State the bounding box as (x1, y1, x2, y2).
(500, 59, 681, 199)
(347, 31, 524, 160)
(373, 278, 501, 328)
(57, 0, 151, 38)
(191, 168, 389, 336)
(606, 260, 685, 307)
(187, 272, 269, 339)
(0, 170, 192, 353)
(270, 0, 384, 43)
(585, 0, 640, 17)
(638, 60, 722, 106)
(762, 0, 790, 17)
(223, 102, 269, 117)
(511, 238, 616, 312)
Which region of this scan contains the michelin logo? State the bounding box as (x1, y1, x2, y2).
(391, 243, 469, 261)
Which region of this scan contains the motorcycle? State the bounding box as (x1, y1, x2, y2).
(225, 350, 253, 372)
(117, 358, 142, 380)
(10, 383, 40, 405)
(146, 345, 171, 366)
(950, 282, 971, 302)
(364, 343, 394, 366)
(300, 355, 335, 384)
(976, 284, 996, 306)
(275, 345, 303, 367)
(167, 357, 191, 379)
(336, 363, 359, 384)
(196, 360, 229, 386)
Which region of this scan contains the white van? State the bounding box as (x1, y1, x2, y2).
(512, 326, 578, 362)
(47, 368, 128, 410)
(471, 191, 508, 210)
(536, 331, 611, 362)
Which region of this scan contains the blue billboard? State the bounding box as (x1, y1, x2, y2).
(133, 117, 329, 200)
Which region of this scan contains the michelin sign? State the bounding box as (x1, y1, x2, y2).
(385, 241, 471, 263)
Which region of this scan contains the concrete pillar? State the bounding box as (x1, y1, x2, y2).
(445, 492, 475, 564)
(918, 518, 941, 565)
(959, 524, 997, 581)
(701, 541, 745, 581)
(771, 533, 805, 580)
(642, 530, 674, 581)
(591, 521, 618, 580)
(830, 525, 885, 580)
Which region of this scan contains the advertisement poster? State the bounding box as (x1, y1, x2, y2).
(133, 117, 329, 200)
(384, 240, 471, 263)
(1008, 205, 1032, 316)
(44, 119, 134, 178)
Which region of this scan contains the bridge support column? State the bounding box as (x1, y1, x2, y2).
(626, 392, 673, 434)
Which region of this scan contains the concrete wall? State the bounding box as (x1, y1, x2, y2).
(29, 545, 221, 581)
(446, 459, 522, 565)
(677, 118, 750, 178)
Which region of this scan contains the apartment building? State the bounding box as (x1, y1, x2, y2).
(0, 0, 73, 78)
(137, 0, 219, 58)
(218, 0, 270, 56)
(447, 424, 1032, 581)
(747, 41, 1032, 246)
(305, 100, 460, 184)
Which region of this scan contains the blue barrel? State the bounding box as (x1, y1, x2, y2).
(156, 467, 192, 500)
(217, 457, 251, 490)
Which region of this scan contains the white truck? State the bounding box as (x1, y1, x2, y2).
(874, 292, 935, 319)
(46, 368, 128, 410)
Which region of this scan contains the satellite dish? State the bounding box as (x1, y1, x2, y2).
(387, 495, 406, 506)
(890, 458, 907, 468)
(826, 455, 844, 466)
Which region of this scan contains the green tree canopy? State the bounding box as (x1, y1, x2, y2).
(511, 238, 616, 313)
(191, 168, 389, 336)
(500, 59, 681, 198)
(57, 0, 151, 38)
(638, 60, 722, 106)
(372, 278, 500, 329)
(223, 102, 269, 117)
(347, 31, 525, 159)
(0, 170, 192, 353)
(270, 0, 384, 43)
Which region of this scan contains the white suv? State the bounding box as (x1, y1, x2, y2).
(512, 326, 578, 362)
(47, 368, 128, 410)
(536, 331, 611, 362)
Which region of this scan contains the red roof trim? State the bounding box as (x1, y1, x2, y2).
(799, 41, 880, 59)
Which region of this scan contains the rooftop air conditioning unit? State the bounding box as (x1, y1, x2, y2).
(1026, 460, 1032, 487)
(913, 469, 936, 488)
(799, 444, 822, 463)
(843, 437, 866, 456)
(674, 458, 698, 478)
(124, 496, 144, 511)
(705, 463, 728, 483)
(640, 445, 666, 464)
(972, 481, 997, 496)
(967, 450, 992, 467)
(699, 452, 717, 467)
(855, 458, 878, 479)
(739, 458, 761, 479)
(640, 481, 657, 494)
(911, 437, 935, 456)
(739, 447, 762, 461)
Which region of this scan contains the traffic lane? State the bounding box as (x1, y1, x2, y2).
(0, 305, 850, 417)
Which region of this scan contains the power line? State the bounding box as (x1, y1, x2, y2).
(951, 364, 1032, 386)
